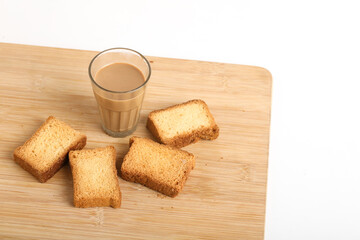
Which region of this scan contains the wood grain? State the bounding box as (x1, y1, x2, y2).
(0, 43, 272, 240)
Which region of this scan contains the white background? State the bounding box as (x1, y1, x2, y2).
(1, 0, 360, 239)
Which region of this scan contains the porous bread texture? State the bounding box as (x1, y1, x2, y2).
(69, 146, 121, 208)
(147, 99, 219, 148)
(121, 137, 195, 197)
(13, 116, 87, 183)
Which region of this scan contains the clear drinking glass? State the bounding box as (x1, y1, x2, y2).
(88, 48, 151, 137)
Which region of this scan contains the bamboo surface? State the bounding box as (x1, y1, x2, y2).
(0, 43, 272, 240)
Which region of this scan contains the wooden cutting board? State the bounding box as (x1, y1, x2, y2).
(0, 43, 272, 240)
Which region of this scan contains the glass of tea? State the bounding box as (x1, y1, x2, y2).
(88, 48, 151, 137)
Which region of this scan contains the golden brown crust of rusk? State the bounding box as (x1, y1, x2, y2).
(146, 99, 219, 148)
(69, 146, 121, 208)
(121, 137, 195, 197)
(13, 116, 87, 183)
